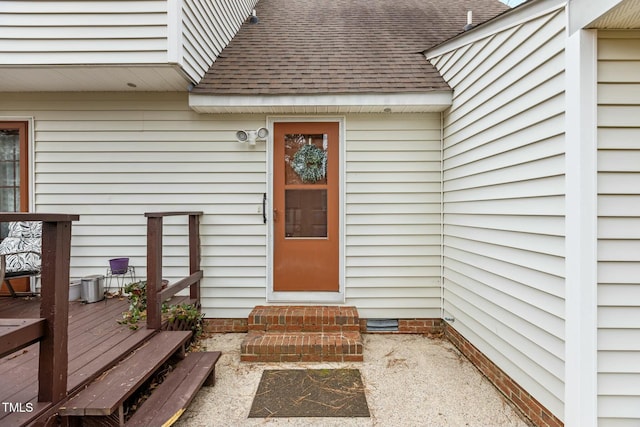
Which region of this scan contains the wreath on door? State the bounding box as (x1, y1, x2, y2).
(291, 144, 327, 183)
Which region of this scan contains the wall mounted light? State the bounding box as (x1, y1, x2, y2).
(236, 127, 269, 146)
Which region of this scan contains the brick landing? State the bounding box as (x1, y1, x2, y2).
(241, 305, 363, 362)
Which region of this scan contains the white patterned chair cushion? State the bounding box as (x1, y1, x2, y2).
(0, 221, 42, 274)
(7, 220, 42, 239)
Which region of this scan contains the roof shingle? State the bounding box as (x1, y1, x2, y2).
(193, 0, 509, 95)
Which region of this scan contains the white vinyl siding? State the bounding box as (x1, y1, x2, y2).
(181, 0, 257, 83)
(430, 8, 566, 419)
(0, 92, 268, 318)
(344, 114, 443, 319)
(597, 30, 640, 426)
(0, 93, 440, 319)
(0, 0, 255, 84)
(0, 1, 169, 65)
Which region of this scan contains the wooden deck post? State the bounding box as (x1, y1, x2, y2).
(145, 211, 203, 331)
(146, 216, 163, 331)
(38, 219, 73, 402)
(0, 213, 79, 405)
(188, 214, 201, 304)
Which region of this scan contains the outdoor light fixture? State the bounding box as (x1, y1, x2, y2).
(236, 127, 269, 146)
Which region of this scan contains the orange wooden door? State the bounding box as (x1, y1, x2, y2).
(0, 122, 30, 294)
(273, 122, 339, 292)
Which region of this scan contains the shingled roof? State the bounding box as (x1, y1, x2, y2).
(192, 0, 509, 96)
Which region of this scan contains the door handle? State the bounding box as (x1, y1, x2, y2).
(273, 208, 278, 222)
(262, 193, 267, 224)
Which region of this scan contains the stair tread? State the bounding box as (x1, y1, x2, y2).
(249, 305, 359, 320)
(243, 306, 364, 362)
(244, 330, 362, 337)
(68, 328, 156, 392)
(126, 351, 221, 427)
(242, 331, 363, 345)
(248, 305, 360, 332)
(241, 331, 363, 362)
(60, 330, 192, 416)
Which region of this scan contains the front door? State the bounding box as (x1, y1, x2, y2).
(0, 122, 30, 294)
(273, 122, 339, 292)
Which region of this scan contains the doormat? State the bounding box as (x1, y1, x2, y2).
(248, 369, 370, 418)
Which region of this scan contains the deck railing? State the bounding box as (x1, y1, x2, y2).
(0, 212, 79, 403)
(145, 211, 203, 330)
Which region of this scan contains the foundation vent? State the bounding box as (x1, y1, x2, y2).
(366, 319, 399, 332)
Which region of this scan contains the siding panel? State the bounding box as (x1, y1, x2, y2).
(597, 31, 640, 427)
(181, 0, 258, 82)
(430, 8, 566, 419)
(0, 1, 169, 64)
(1, 95, 441, 320)
(0, 0, 254, 85)
(345, 114, 442, 319)
(0, 92, 268, 318)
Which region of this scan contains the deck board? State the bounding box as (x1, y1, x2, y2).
(125, 351, 221, 427)
(0, 297, 150, 424)
(0, 318, 45, 358)
(61, 331, 192, 417)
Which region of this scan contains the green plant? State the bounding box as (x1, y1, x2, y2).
(119, 281, 148, 330)
(165, 303, 204, 340)
(118, 282, 203, 339)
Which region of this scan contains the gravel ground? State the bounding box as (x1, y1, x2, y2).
(175, 333, 530, 427)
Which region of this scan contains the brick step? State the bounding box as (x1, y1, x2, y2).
(248, 305, 360, 333)
(240, 331, 363, 363)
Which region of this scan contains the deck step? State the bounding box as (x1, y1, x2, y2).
(242, 306, 363, 362)
(125, 351, 221, 427)
(248, 305, 360, 333)
(68, 328, 156, 392)
(60, 330, 192, 420)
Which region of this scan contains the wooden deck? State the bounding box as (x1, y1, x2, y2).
(0, 211, 208, 426)
(0, 296, 154, 425)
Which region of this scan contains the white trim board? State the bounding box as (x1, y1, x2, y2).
(189, 92, 452, 114)
(564, 28, 598, 427)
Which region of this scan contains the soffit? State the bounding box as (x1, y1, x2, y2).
(587, 0, 640, 29)
(0, 65, 191, 92)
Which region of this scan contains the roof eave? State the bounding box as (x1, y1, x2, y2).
(188, 91, 453, 114)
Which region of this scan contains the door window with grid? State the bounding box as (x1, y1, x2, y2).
(0, 122, 28, 239)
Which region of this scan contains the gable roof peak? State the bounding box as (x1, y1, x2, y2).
(193, 0, 509, 96)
